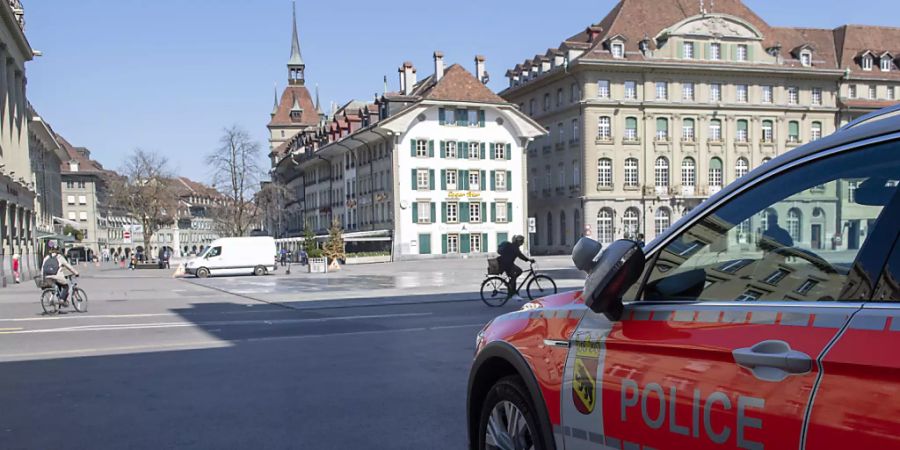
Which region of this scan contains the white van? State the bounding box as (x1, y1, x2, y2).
(184, 236, 276, 278)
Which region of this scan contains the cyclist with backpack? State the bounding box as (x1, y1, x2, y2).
(42, 241, 79, 303)
(497, 235, 535, 302)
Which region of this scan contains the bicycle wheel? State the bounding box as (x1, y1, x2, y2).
(41, 289, 59, 315)
(526, 275, 557, 301)
(71, 288, 88, 313)
(480, 276, 510, 307)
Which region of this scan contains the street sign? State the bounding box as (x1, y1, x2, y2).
(123, 227, 132, 244)
(528, 217, 536, 234)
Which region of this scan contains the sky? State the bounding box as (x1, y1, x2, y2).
(24, 0, 900, 185)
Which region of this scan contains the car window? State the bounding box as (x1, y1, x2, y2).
(873, 236, 900, 302)
(635, 140, 899, 303)
(207, 247, 222, 258)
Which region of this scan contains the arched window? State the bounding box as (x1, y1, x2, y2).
(655, 157, 669, 192)
(624, 158, 639, 187)
(811, 122, 822, 141)
(597, 158, 613, 188)
(623, 208, 640, 240)
(597, 209, 615, 245)
(736, 119, 749, 142)
(656, 117, 669, 141)
(682, 118, 696, 141)
(625, 117, 638, 141)
(736, 157, 749, 179)
(655, 207, 671, 236)
(787, 208, 802, 242)
(788, 120, 800, 143)
(560, 211, 567, 246)
(546, 212, 554, 246)
(760, 208, 777, 232)
(709, 157, 723, 189)
(682, 157, 696, 191)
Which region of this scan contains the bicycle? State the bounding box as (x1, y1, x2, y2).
(480, 261, 557, 307)
(36, 275, 88, 315)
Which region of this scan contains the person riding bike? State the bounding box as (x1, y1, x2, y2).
(497, 235, 535, 302)
(41, 241, 79, 303)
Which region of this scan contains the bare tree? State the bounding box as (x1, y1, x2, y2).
(110, 149, 179, 254)
(207, 125, 263, 237)
(255, 181, 296, 237)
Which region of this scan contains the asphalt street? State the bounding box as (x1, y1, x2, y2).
(0, 259, 582, 449)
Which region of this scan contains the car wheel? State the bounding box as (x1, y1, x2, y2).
(196, 268, 210, 278)
(253, 266, 266, 276)
(478, 376, 545, 450)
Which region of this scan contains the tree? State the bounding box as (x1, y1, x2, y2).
(110, 149, 179, 254)
(255, 181, 294, 237)
(323, 218, 345, 268)
(302, 221, 319, 257)
(63, 224, 83, 242)
(207, 125, 263, 237)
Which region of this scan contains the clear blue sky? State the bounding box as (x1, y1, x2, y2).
(24, 0, 900, 184)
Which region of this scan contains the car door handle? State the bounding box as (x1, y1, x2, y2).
(732, 340, 812, 382)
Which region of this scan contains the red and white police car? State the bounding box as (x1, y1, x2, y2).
(468, 106, 900, 450)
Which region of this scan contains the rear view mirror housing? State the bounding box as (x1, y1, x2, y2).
(572, 238, 646, 321)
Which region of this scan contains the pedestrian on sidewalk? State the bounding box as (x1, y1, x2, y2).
(12, 253, 20, 283)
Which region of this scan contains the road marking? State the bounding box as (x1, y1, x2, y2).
(0, 327, 23, 331)
(0, 308, 292, 323)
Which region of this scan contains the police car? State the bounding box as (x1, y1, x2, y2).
(467, 105, 900, 450)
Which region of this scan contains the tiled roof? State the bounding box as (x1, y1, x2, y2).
(834, 25, 900, 79)
(56, 133, 106, 174)
(268, 85, 319, 127)
(423, 64, 507, 104)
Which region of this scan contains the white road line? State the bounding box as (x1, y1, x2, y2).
(0, 312, 433, 334)
(0, 308, 290, 323)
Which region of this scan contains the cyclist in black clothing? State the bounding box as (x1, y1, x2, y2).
(498, 235, 535, 301)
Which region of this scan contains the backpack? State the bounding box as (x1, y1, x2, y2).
(43, 255, 60, 276)
(497, 241, 511, 254)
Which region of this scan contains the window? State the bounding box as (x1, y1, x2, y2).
(558, 167, 565, 188)
(761, 120, 774, 143)
(446, 170, 458, 190)
(66, 181, 74, 189)
(447, 234, 459, 254)
(546, 212, 554, 246)
(762, 85, 773, 103)
(736, 84, 748, 103)
(812, 88, 822, 105)
(623, 208, 640, 240)
(494, 143, 507, 160)
(736, 157, 749, 179)
(495, 171, 507, 191)
(446, 202, 458, 223)
(470, 203, 482, 223)
(415, 140, 428, 157)
(655, 208, 671, 236)
(682, 157, 696, 191)
(597, 158, 612, 188)
(445, 141, 457, 158)
(79, 211, 88, 221)
(889, 86, 896, 100)
(710, 83, 722, 102)
(496, 202, 508, 223)
(709, 119, 722, 142)
(67, 211, 75, 220)
(597, 209, 614, 245)
(612, 43, 624, 59)
(849, 85, 857, 98)
(811, 122, 822, 141)
(709, 157, 723, 189)
(573, 160, 581, 186)
(469, 142, 480, 160)
(800, 52, 811, 67)
(788, 121, 800, 143)
(624, 117, 638, 141)
(556, 88, 563, 107)
(882, 56, 893, 72)
(417, 169, 429, 190)
(764, 268, 791, 286)
(560, 211, 567, 246)
(598, 116, 612, 140)
(656, 81, 668, 100)
(682, 118, 695, 141)
(206, 246, 222, 258)
(543, 93, 550, 111)
(682, 82, 695, 101)
(417, 201, 431, 224)
(624, 81, 637, 100)
(788, 86, 799, 105)
(710, 43, 721, 61)
(624, 158, 639, 188)
(67, 195, 75, 205)
(862, 55, 873, 71)
(737, 44, 748, 61)
(469, 171, 481, 191)
(597, 80, 610, 99)
(471, 233, 482, 253)
(869, 85, 877, 100)
(570, 83, 579, 102)
(655, 157, 669, 193)
(529, 99, 535, 115)
(656, 117, 669, 141)
(558, 122, 565, 144)
(572, 119, 580, 142)
(735, 119, 748, 143)
(78, 195, 86, 205)
(683, 41, 694, 59)
(78, 181, 85, 189)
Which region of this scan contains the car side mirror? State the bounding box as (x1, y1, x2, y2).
(572, 238, 645, 321)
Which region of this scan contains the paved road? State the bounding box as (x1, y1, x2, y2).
(0, 260, 579, 449)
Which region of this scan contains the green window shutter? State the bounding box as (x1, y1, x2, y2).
(441, 169, 447, 190)
(419, 234, 431, 254)
(411, 169, 417, 189)
(482, 233, 489, 251)
(490, 170, 496, 190)
(737, 120, 748, 132)
(410, 139, 417, 157)
(657, 117, 668, 133)
(430, 203, 436, 223)
(429, 169, 435, 190)
(441, 202, 447, 223)
(461, 170, 469, 190)
(505, 144, 512, 160)
(482, 202, 487, 221)
(439, 108, 446, 125)
(440, 141, 446, 158)
(489, 143, 495, 159)
(626, 117, 637, 129)
(705, 43, 711, 59)
(428, 140, 434, 157)
(789, 121, 799, 137)
(478, 110, 486, 127)
(480, 170, 487, 190)
(693, 42, 698, 60)
(730, 44, 737, 60)
(497, 232, 508, 248)
(507, 202, 512, 222)
(506, 171, 512, 190)
(411, 202, 418, 224)
(460, 142, 468, 159)
(480, 143, 486, 159)
(461, 234, 471, 253)
(677, 41, 684, 59)
(747, 45, 754, 61)
(442, 234, 448, 254)
(491, 202, 496, 222)
(460, 202, 470, 222)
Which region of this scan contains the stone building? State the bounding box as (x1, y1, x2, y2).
(28, 105, 65, 238)
(501, 0, 900, 254)
(57, 133, 110, 260)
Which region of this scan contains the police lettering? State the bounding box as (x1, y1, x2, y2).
(621, 380, 764, 449)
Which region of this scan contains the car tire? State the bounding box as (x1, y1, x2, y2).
(253, 266, 266, 276)
(196, 268, 210, 278)
(477, 376, 547, 450)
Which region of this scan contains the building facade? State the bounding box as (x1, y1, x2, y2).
(28, 105, 65, 238)
(57, 134, 109, 260)
(501, 0, 900, 254)
(271, 54, 544, 259)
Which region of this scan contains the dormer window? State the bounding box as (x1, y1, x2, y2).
(800, 51, 812, 67)
(611, 42, 624, 59)
(683, 41, 694, 59)
(737, 45, 748, 62)
(69, 161, 79, 172)
(881, 55, 893, 72)
(862, 55, 873, 71)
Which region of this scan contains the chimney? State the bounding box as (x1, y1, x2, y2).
(586, 25, 603, 43)
(400, 61, 416, 95)
(434, 51, 445, 81)
(475, 55, 488, 85)
(398, 65, 406, 96)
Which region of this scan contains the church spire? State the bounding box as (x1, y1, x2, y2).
(315, 83, 322, 113)
(271, 82, 279, 116)
(287, 0, 305, 85)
